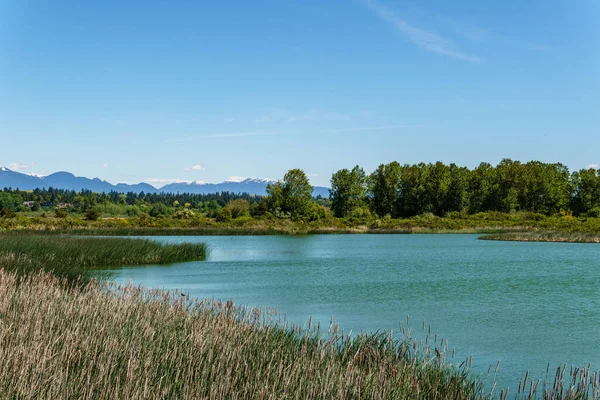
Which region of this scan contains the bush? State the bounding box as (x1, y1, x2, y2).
(84, 207, 102, 221)
(0, 208, 16, 219)
(305, 203, 329, 221)
(149, 204, 170, 218)
(349, 206, 371, 219)
(125, 206, 141, 217)
(54, 208, 68, 218)
(173, 209, 196, 220)
(216, 208, 232, 222)
(223, 199, 250, 219)
(586, 207, 600, 218)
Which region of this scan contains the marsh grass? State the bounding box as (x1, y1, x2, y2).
(480, 231, 600, 243)
(0, 270, 481, 399)
(0, 235, 208, 284)
(0, 270, 597, 399)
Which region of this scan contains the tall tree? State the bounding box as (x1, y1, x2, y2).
(444, 163, 471, 214)
(267, 169, 315, 218)
(369, 162, 401, 217)
(330, 165, 367, 218)
(469, 162, 498, 213)
(396, 163, 428, 217)
(571, 167, 600, 215)
(423, 161, 451, 216)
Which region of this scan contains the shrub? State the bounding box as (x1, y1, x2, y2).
(349, 206, 371, 219)
(84, 207, 102, 221)
(0, 208, 16, 219)
(149, 204, 170, 218)
(54, 208, 68, 218)
(125, 206, 141, 217)
(586, 207, 600, 218)
(223, 199, 250, 219)
(216, 208, 232, 222)
(173, 209, 196, 219)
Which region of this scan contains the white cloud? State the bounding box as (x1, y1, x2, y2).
(184, 163, 206, 171)
(102, 163, 109, 169)
(588, 164, 598, 169)
(7, 162, 35, 170)
(225, 176, 248, 182)
(364, 0, 482, 63)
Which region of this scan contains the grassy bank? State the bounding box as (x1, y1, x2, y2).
(480, 231, 600, 243)
(0, 235, 208, 283)
(1, 269, 597, 399)
(2, 211, 600, 236)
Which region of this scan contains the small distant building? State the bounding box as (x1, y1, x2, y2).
(55, 203, 73, 209)
(23, 201, 36, 208)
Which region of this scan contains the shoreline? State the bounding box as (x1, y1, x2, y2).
(5, 225, 600, 244)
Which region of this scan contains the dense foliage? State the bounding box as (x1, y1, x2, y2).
(2, 160, 600, 223)
(330, 159, 600, 218)
(0, 188, 263, 218)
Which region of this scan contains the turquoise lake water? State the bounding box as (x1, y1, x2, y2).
(111, 234, 600, 391)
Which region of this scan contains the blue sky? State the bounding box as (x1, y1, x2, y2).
(1, 0, 598, 187)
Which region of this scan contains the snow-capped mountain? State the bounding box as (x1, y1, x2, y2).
(0, 168, 330, 197)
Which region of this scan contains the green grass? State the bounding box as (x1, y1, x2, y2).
(4, 211, 600, 237)
(0, 235, 208, 284)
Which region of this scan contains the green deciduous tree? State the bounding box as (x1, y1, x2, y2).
(267, 169, 314, 218)
(571, 167, 600, 215)
(369, 162, 401, 217)
(330, 165, 367, 218)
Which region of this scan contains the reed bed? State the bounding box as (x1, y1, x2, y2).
(0, 269, 598, 399)
(0, 269, 478, 399)
(0, 235, 208, 283)
(480, 231, 600, 243)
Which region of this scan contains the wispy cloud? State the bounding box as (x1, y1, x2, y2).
(184, 163, 206, 171)
(435, 14, 549, 53)
(165, 131, 280, 143)
(253, 108, 351, 124)
(7, 162, 35, 170)
(364, 0, 482, 63)
(588, 164, 598, 169)
(335, 124, 423, 132)
(101, 163, 109, 169)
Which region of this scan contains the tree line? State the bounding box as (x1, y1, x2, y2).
(2, 160, 600, 220)
(330, 159, 600, 218)
(0, 187, 263, 216)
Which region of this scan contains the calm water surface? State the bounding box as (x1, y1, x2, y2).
(111, 234, 600, 391)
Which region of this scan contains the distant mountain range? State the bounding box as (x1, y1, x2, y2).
(0, 167, 330, 197)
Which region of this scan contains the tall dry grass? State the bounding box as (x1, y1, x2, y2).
(0, 269, 479, 399)
(480, 231, 600, 243)
(1, 270, 598, 399)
